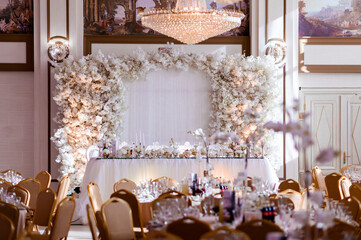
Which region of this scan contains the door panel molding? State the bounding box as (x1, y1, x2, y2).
(302, 92, 341, 175)
(341, 95, 361, 167)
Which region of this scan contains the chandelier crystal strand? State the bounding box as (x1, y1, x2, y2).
(140, 0, 245, 45)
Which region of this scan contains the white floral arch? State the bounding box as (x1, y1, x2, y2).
(52, 49, 281, 190)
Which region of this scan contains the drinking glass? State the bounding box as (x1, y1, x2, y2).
(233, 203, 244, 227)
(252, 176, 262, 193)
(278, 207, 292, 235)
(315, 210, 335, 239)
(202, 196, 214, 216)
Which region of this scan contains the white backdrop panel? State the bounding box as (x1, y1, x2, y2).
(120, 69, 211, 145)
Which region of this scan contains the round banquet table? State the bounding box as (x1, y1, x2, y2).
(75, 157, 279, 224)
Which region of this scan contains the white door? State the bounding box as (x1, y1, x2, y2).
(304, 94, 340, 175)
(341, 94, 361, 167)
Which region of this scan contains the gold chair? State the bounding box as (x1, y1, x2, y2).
(0, 213, 15, 240)
(312, 166, 328, 195)
(0, 179, 12, 190)
(166, 217, 211, 240)
(145, 231, 182, 240)
(17, 178, 41, 211)
(269, 193, 277, 198)
(279, 189, 302, 210)
(94, 210, 108, 240)
(151, 191, 189, 213)
(28, 196, 76, 240)
(86, 204, 99, 240)
(35, 171, 51, 192)
(300, 189, 308, 210)
(87, 182, 103, 214)
(299, 187, 316, 210)
(236, 219, 284, 240)
(113, 178, 137, 193)
(350, 183, 361, 203)
(54, 174, 70, 210)
(152, 176, 178, 188)
(16, 231, 31, 240)
(341, 196, 361, 222)
(7, 185, 30, 206)
(278, 179, 301, 193)
(101, 197, 135, 240)
(327, 219, 360, 240)
(340, 165, 357, 175)
(0, 201, 19, 240)
(110, 189, 145, 238)
(269, 195, 295, 212)
(200, 226, 250, 240)
(29, 188, 57, 232)
(338, 176, 352, 199)
(200, 196, 221, 214)
(158, 190, 187, 200)
(325, 172, 343, 200)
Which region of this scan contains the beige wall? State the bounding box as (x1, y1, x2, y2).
(0, 72, 34, 177)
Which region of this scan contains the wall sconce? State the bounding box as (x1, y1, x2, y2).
(265, 38, 287, 68)
(48, 37, 70, 63)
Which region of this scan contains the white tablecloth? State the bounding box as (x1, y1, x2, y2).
(75, 158, 278, 223)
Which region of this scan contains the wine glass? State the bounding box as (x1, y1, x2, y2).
(278, 206, 292, 235)
(252, 176, 262, 193)
(233, 202, 244, 227)
(202, 196, 214, 216)
(315, 210, 335, 239)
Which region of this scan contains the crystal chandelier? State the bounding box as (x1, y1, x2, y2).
(139, 0, 245, 45)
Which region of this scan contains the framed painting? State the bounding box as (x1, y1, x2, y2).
(0, 0, 34, 71)
(84, 0, 250, 55)
(299, 0, 361, 73)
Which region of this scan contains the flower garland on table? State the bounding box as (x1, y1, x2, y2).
(52, 49, 281, 190)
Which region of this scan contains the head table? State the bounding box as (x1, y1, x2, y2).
(75, 157, 279, 223)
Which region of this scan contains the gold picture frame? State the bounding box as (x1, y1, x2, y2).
(299, 37, 361, 73)
(0, 0, 34, 71)
(84, 35, 250, 56)
(0, 34, 33, 71)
